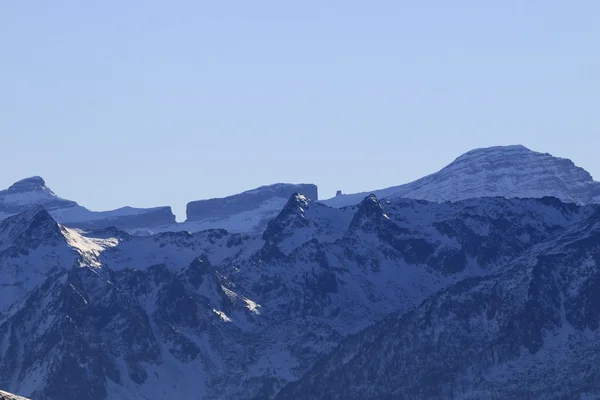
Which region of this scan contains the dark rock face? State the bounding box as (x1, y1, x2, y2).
(186, 183, 318, 222)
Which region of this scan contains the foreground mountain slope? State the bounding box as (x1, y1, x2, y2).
(0, 193, 596, 400)
(277, 203, 600, 400)
(0, 177, 175, 230)
(324, 145, 600, 207)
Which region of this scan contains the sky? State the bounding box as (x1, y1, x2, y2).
(1, 1, 599, 220)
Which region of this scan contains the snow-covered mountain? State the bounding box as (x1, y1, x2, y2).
(7, 145, 599, 236)
(186, 183, 318, 223)
(136, 183, 320, 235)
(323, 145, 600, 207)
(0, 177, 176, 230)
(277, 199, 600, 399)
(1, 192, 599, 399)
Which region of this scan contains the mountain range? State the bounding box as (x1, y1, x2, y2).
(1, 145, 600, 400)
(4, 145, 600, 235)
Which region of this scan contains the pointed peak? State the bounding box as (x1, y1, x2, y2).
(262, 193, 311, 242)
(358, 194, 386, 214)
(3, 205, 53, 224)
(22, 207, 60, 230)
(0, 206, 63, 249)
(349, 194, 390, 230)
(284, 192, 309, 211)
(361, 193, 379, 205)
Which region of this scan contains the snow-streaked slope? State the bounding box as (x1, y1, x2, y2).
(0, 177, 176, 230)
(277, 202, 600, 400)
(0, 207, 121, 311)
(323, 145, 600, 207)
(1, 194, 597, 400)
(0, 389, 30, 400)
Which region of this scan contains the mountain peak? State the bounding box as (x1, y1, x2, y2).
(262, 193, 310, 242)
(6, 176, 55, 195)
(7, 176, 50, 193)
(323, 145, 600, 207)
(0, 206, 64, 251)
(284, 192, 309, 212)
(349, 194, 390, 231)
(437, 145, 597, 199)
(361, 193, 379, 205)
(0, 176, 66, 212)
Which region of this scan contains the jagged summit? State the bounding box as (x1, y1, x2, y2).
(283, 192, 309, 212)
(262, 192, 310, 242)
(359, 194, 380, 208)
(354, 194, 387, 220)
(322, 145, 600, 207)
(1, 206, 56, 233)
(348, 194, 389, 231)
(0, 206, 64, 251)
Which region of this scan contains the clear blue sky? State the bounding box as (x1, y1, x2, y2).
(1, 1, 599, 219)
